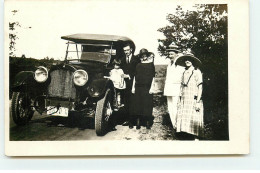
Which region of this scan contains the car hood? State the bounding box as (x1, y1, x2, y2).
(49, 61, 105, 73)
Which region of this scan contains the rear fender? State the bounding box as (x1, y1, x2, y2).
(87, 78, 114, 98)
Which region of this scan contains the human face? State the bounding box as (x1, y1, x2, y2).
(114, 64, 120, 69)
(140, 55, 148, 63)
(185, 59, 193, 67)
(123, 45, 132, 57)
(148, 54, 154, 63)
(168, 51, 178, 62)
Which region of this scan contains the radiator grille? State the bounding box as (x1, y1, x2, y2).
(48, 69, 76, 99)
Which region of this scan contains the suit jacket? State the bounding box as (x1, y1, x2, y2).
(121, 54, 140, 90)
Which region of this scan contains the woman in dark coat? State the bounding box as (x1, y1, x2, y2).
(131, 49, 155, 129)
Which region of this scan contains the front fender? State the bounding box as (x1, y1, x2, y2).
(87, 78, 114, 98)
(11, 71, 48, 94)
(11, 71, 35, 92)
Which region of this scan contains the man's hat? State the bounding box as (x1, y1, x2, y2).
(166, 42, 181, 53)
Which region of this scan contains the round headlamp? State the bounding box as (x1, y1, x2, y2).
(73, 70, 88, 86)
(34, 66, 48, 83)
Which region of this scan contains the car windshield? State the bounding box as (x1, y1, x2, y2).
(65, 43, 116, 64)
(80, 52, 110, 63)
(80, 45, 115, 63)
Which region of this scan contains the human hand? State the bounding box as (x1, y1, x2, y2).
(195, 102, 200, 112)
(132, 88, 135, 94)
(124, 74, 131, 79)
(177, 101, 181, 109)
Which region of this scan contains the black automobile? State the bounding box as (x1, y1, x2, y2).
(11, 34, 135, 136)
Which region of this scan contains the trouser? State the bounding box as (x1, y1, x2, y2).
(167, 96, 179, 128)
(124, 79, 133, 122)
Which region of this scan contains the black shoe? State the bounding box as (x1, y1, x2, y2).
(129, 122, 133, 129)
(136, 118, 141, 129)
(122, 121, 129, 126)
(111, 127, 117, 131)
(146, 121, 151, 129)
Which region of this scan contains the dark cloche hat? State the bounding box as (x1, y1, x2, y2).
(138, 48, 151, 58)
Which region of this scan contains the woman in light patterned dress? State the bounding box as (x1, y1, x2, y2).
(175, 54, 204, 140)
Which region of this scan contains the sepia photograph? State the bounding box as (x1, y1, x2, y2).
(4, 0, 249, 156)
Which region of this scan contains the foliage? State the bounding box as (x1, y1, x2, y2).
(9, 14, 21, 57)
(158, 4, 227, 55)
(9, 10, 32, 57)
(158, 4, 228, 140)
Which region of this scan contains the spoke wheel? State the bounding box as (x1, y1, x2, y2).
(11, 92, 34, 125)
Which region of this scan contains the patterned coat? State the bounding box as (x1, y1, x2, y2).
(176, 67, 204, 137)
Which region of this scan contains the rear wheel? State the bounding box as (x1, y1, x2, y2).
(11, 92, 34, 125)
(95, 89, 113, 136)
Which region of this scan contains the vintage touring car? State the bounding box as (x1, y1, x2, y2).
(11, 34, 135, 136)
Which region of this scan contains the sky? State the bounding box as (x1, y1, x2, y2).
(5, 0, 196, 64)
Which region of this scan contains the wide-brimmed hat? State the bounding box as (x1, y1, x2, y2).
(138, 48, 151, 58)
(175, 54, 202, 67)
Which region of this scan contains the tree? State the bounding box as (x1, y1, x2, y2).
(9, 10, 32, 57)
(9, 10, 21, 57)
(158, 4, 228, 139)
(158, 5, 227, 56)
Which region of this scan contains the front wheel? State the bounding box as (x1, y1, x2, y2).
(95, 89, 113, 136)
(11, 92, 34, 125)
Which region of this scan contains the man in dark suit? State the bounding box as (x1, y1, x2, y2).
(121, 43, 140, 128)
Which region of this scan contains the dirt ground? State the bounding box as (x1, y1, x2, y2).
(9, 94, 179, 141)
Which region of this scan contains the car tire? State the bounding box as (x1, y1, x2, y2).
(95, 89, 113, 136)
(11, 92, 34, 125)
